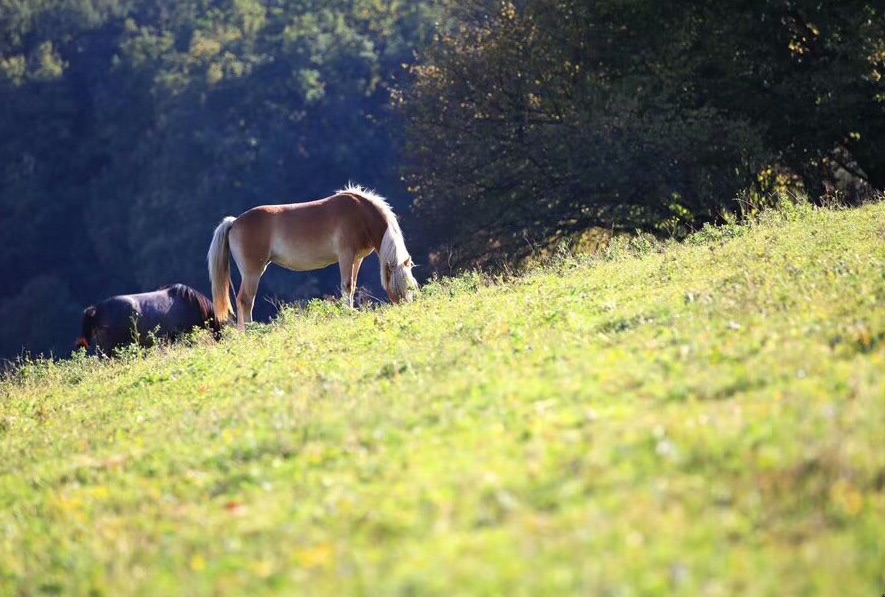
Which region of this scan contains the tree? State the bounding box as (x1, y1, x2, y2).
(675, 1, 885, 193)
(397, 0, 885, 270)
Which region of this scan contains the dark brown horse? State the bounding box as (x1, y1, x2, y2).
(77, 284, 219, 355)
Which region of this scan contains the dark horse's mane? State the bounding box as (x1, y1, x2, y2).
(160, 284, 219, 332)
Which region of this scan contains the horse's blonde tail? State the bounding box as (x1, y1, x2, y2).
(207, 216, 236, 323)
(380, 225, 417, 304)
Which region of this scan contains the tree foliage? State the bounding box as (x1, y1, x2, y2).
(0, 0, 442, 360)
(398, 0, 885, 270)
(2, 0, 884, 359)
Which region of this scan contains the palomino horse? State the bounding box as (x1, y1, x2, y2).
(77, 284, 220, 355)
(207, 184, 417, 329)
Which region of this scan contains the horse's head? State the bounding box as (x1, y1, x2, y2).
(77, 305, 98, 349)
(384, 257, 418, 304)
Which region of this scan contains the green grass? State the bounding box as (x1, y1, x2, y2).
(3, 201, 885, 595)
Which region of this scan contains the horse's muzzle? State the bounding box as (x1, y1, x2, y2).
(76, 337, 90, 349)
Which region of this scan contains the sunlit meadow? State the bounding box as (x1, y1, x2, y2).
(2, 201, 884, 595)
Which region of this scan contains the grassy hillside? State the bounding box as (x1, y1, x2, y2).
(2, 201, 885, 595)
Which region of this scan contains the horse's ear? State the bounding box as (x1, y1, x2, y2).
(80, 305, 98, 348)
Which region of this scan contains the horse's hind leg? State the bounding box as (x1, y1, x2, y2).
(230, 230, 267, 331)
(236, 271, 261, 331)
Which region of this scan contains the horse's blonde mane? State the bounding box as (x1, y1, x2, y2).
(338, 183, 398, 226)
(338, 183, 409, 261)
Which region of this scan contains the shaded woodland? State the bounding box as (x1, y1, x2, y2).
(399, 0, 885, 270)
(1, 0, 883, 360)
(0, 0, 443, 360)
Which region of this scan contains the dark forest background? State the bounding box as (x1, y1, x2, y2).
(1, 0, 883, 361)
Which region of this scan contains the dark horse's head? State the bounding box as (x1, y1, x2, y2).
(77, 305, 98, 349)
(165, 283, 222, 339)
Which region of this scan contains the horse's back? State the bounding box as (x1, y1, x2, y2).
(138, 286, 213, 335)
(99, 289, 174, 342)
(132, 289, 176, 334)
(229, 194, 383, 271)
